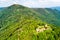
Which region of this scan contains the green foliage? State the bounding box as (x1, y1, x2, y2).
(33, 8, 60, 27)
(0, 4, 60, 40)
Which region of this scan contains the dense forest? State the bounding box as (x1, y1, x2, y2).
(33, 8, 60, 27)
(0, 4, 60, 40)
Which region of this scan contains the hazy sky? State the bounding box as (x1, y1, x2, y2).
(0, 0, 60, 8)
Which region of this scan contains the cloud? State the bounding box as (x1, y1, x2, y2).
(20, 0, 60, 8)
(0, 0, 12, 2)
(0, 0, 7, 2)
(38, 0, 60, 2)
(20, 0, 37, 7)
(0, 0, 14, 7)
(0, 0, 60, 8)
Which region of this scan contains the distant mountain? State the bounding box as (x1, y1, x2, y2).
(0, 7, 4, 10)
(0, 8, 3, 10)
(0, 4, 60, 40)
(50, 7, 60, 11)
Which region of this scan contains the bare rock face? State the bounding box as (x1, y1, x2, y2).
(36, 24, 52, 33)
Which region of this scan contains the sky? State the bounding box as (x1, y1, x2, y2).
(0, 0, 60, 8)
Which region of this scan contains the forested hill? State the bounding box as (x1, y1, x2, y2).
(51, 7, 60, 11)
(33, 8, 60, 27)
(0, 4, 60, 40)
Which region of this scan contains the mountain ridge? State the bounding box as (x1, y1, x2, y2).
(0, 4, 60, 40)
(32, 8, 60, 27)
